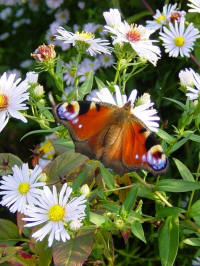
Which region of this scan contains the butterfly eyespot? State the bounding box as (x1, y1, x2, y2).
(147, 148, 167, 171)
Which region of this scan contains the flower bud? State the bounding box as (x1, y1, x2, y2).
(179, 69, 194, 87)
(31, 44, 56, 62)
(80, 184, 90, 196)
(34, 85, 44, 98)
(69, 219, 83, 230)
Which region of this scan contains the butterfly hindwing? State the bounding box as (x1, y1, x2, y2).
(53, 100, 168, 176)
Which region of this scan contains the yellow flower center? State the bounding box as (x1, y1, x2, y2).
(18, 182, 30, 195)
(174, 36, 185, 47)
(76, 31, 94, 39)
(104, 56, 110, 62)
(48, 204, 65, 221)
(39, 140, 54, 155)
(155, 15, 166, 24)
(126, 29, 141, 42)
(0, 94, 9, 110)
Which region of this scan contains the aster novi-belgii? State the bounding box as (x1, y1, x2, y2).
(103, 8, 122, 29)
(0, 72, 30, 132)
(187, 0, 200, 13)
(184, 69, 200, 100)
(159, 21, 200, 57)
(23, 184, 86, 247)
(0, 164, 45, 214)
(179, 68, 196, 87)
(56, 26, 111, 56)
(105, 21, 161, 66)
(86, 85, 160, 132)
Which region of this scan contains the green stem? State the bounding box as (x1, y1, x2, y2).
(73, 51, 82, 99)
(186, 162, 200, 217)
(114, 59, 121, 85)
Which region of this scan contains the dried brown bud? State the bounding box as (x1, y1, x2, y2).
(31, 44, 56, 61)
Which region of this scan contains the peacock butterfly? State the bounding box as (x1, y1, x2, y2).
(53, 98, 168, 176)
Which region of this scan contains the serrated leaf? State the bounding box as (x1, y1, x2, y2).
(131, 221, 146, 243)
(44, 150, 88, 182)
(123, 186, 138, 213)
(183, 238, 200, 246)
(159, 215, 179, 266)
(156, 179, 200, 192)
(173, 157, 194, 182)
(0, 153, 23, 175)
(53, 230, 94, 266)
(77, 71, 94, 100)
(0, 219, 20, 245)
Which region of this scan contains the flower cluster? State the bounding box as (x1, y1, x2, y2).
(0, 163, 87, 247)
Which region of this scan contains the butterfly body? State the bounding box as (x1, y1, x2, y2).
(53, 100, 168, 176)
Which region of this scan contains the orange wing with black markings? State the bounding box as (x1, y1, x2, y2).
(53, 100, 168, 176)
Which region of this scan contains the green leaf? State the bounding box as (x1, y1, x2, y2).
(156, 207, 185, 218)
(189, 200, 200, 218)
(131, 221, 146, 243)
(173, 157, 194, 182)
(98, 162, 114, 189)
(159, 215, 179, 266)
(183, 238, 200, 246)
(0, 153, 23, 175)
(89, 212, 106, 226)
(72, 168, 88, 191)
(20, 126, 63, 141)
(164, 97, 186, 111)
(167, 135, 191, 155)
(156, 179, 200, 192)
(95, 77, 106, 89)
(77, 71, 94, 100)
(44, 150, 88, 182)
(0, 247, 18, 264)
(0, 219, 20, 245)
(123, 186, 138, 213)
(127, 10, 152, 23)
(157, 129, 175, 144)
(53, 230, 94, 266)
(189, 134, 200, 143)
(34, 239, 52, 266)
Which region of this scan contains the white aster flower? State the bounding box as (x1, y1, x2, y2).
(106, 21, 161, 66)
(98, 54, 115, 68)
(103, 8, 122, 30)
(159, 21, 200, 57)
(0, 72, 29, 132)
(188, 0, 200, 13)
(23, 184, 86, 247)
(185, 70, 200, 100)
(0, 32, 9, 41)
(56, 26, 111, 56)
(0, 164, 45, 214)
(55, 9, 70, 24)
(63, 60, 77, 85)
(0, 7, 12, 20)
(87, 85, 160, 132)
(28, 0, 40, 11)
(146, 4, 178, 31)
(78, 58, 100, 82)
(179, 68, 195, 87)
(25, 71, 38, 83)
(45, 0, 64, 9)
(83, 22, 98, 34)
(77, 1, 85, 9)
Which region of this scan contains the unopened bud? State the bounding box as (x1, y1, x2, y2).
(80, 184, 90, 196)
(69, 219, 83, 230)
(34, 85, 44, 98)
(31, 44, 56, 62)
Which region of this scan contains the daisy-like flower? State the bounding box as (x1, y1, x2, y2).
(146, 4, 178, 31)
(23, 184, 86, 247)
(28, 0, 40, 12)
(159, 21, 200, 57)
(56, 26, 111, 56)
(179, 68, 195, 87)
(86, 85, 160, 132)
(98, 54, 115, 68)
(185, 69, 200, 100)
(55, 9, 70, 24)
(45, 0, 64, 9)
(103, 8, 122, 29)
(0, 72, 29, 132)
(0, 164, 45, 214)
(0, 7, 12, 20)
(188, 0, 200, 13)
(105, 21, 161, 66)
(38, 134, 56, 169)
(78, 58, 100, 82)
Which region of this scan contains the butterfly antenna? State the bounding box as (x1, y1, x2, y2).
(48, 92, 56, 107)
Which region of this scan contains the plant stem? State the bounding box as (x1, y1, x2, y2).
(140, 0, 154, 14)
(131, 172, 200, 233)
(190, 54, 200, 68)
